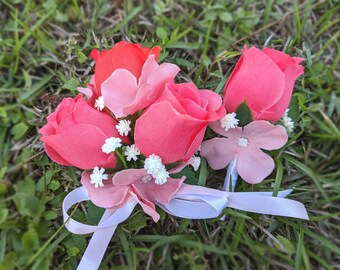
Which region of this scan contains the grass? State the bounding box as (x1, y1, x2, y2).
(0, 0, 339, 269)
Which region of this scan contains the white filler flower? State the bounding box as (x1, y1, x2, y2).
(192, 155, 201, 171)
(94, 96, 105, 111)
(102, 137, 122, 154)
(220, 112, 240, 131)
(116, 120, 131, 136)
(144, 154, 169, 185)
(90, 167, 108, 188)
(154, 168, 169, 185)
(282, 109, 295, 133)
(124, 144, 140, 161)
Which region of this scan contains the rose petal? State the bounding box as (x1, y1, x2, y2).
(101, 69, 138, 118)
(41, 124, 116, 170)
(259, 63, 304, 122)
(122, 57, 180, 115)
(44, 144, 73, 166)
(236, 147, 275, 184)
(224, 46, 285, 117)
(73, 97, 128, 143)
(201, 138, 237, 170)
(244, 120, 288, 150)
(262, 48, 297, 71)
(135, 101, 206, 164)
(180, 98, 208, 120)
(199, 90, 224, 113)
(81, 172, 129, 208)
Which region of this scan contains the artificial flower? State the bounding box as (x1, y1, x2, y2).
(224, 46, 304, 122)
(135, 81, 226, 164)
(81, 168, 186, 222)
(201, 120, 288, 184)
(83, 42, 180, 118)
(90, 41, 162, 92)
(100, 54, 180, 118)
(39, 95, 128, 170)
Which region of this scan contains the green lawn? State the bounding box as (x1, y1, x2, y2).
(0, 0, 339, 269)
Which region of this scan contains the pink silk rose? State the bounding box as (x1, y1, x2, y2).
(135, 82, 226, 164)
(39, 95, 128, 170)
(224, 46, 304, 123)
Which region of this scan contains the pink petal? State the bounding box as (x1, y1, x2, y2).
(78, 86, 93, 100)
(113, 169, 148, 186)
(123, 58, 180, 115)
(101, 69, 138, 118)
(73, 98, 128, 142)
(138, 55, 159, 86)
(209, 121, 243, 140)
(179, 98, 208, 120)
(153, 177, 185, 204)
(258, 63, 304, 122)
(129, 191, 160, 222)
(134, 176, 186, 205)
(236, 147, 275, 184)
(135, 101, 206, 164)
(201, 138, 237, 170)
(44, 144, 72, 166)
(177, 83, 201, 104)
(224, 46, 285, 117)
(158, 84, 187, 115)
(81, 172, 130, 208)
(41, 124, 116, 170)
(243, 120, 288, 150)
(294, 57, 304, 64)
(168, 158, 194, 174)
(182, 127, 206, 161)
(199, 90, 224, 113)
(262, 48, 297, 71)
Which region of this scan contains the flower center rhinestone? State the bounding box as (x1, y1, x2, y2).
(237, 137, 249, 147)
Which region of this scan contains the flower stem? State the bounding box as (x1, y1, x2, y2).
(115, 149, 128, 169)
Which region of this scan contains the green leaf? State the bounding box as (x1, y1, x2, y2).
(275, 235, 296, 255)
(63, 78, 79, 91)
(0, 209, 8, 224)
(126, 211, 147, 231)
(235, 101, 252, 126)
(76, 49, 87, 64)
(219, 12, 233, 22)
(48, 180, 60, 191)
(171, 166, 198, 185)
(288, 94, 301, 124)
(44, 210, 58, 220)
(22, 229, 40, 252)
(11, 122, 29, 140)
(87, 201, 105, 224)
(156, 27, 168, 41)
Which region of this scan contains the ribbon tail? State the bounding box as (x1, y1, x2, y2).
(78, 210, 117, 270)
(228, 193, 309, 220)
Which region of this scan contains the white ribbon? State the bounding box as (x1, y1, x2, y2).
(62, 183, 308, 270)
